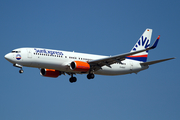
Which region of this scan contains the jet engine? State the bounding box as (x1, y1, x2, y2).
(70, 61, 90, 72)
(40, 68, 61, 78)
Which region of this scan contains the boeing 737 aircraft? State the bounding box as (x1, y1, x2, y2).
(4, 29, 174, 83)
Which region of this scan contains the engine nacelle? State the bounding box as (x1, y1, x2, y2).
(70, 61, 90, 72)
(40, 68, 61, 78)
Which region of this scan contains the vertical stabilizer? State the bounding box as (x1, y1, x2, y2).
(126, 29, 152, 62)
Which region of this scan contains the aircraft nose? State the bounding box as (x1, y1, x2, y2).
(4, 53, 11, 61)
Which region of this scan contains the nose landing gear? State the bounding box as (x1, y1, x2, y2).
(13, 64, 24, 74)
(19, 69, 24, 73)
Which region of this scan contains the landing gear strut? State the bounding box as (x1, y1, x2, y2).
(69, 74, 77, 83)
(13, 64, 24, 74)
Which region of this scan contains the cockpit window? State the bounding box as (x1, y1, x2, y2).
(11, 51, 21, 53)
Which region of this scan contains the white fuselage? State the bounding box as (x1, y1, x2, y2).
(5, 47, 148, 76)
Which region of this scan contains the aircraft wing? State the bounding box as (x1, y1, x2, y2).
(88, 36, 160, 70)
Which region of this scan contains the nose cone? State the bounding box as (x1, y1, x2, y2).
(5, 53, 9, 60)
(4, 53, 12, 62)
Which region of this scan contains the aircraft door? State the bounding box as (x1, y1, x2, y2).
(27, 49, 32, 58)
(130, 61, 133, 70)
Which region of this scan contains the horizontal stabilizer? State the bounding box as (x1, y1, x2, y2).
(140, 57, 175, 66)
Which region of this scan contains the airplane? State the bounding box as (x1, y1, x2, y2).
(4, 29, 175, 83)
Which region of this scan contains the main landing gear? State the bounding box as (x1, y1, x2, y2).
(69, 74, 77, 83)
(87, 73, 95, 79)
(69, 73, 95, 83)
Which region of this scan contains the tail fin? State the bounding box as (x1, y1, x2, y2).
(126, 29, 152, 62)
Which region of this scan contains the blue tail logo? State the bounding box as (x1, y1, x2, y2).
(132, 36, 150, 53)
(127, 29, 152, 62)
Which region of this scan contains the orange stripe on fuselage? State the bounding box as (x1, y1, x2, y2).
(127, 54, 148, 58)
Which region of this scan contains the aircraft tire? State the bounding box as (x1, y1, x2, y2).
(87, 74, 95, 79)
(19, 69, 24, 73)
(69, 77, 77, 83)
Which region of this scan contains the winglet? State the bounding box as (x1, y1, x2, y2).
(151, 35, 160, 49)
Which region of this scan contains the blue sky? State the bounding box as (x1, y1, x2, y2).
(0, 0, 179, 120)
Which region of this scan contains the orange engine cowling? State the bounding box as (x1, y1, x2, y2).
(40, 68, 61, 78)
(70, 61, 90, 72)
